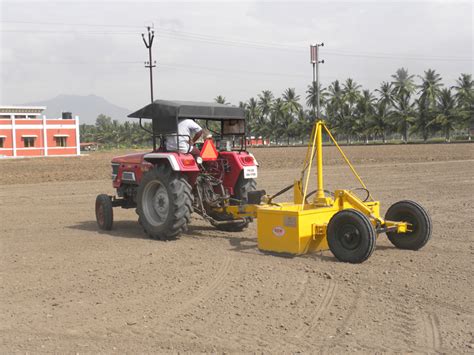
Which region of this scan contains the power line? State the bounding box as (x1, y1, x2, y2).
(1, 20, 472, 62)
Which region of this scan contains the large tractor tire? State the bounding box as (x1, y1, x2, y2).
(385, 200, 432, 250)
(233, 174, 257, 203)
(95, 194, 113, 231)
(327, 209, 376, 263)
(137, 165, 193, 240)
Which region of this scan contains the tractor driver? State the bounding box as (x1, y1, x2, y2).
(166, 118, 203, 156)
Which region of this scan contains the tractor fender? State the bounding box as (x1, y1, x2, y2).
(143, 152, 200, 172)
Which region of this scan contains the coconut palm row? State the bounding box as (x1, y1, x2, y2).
(217, 69, 473, 144)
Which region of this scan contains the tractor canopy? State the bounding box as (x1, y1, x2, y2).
(128, 100, 245, 135)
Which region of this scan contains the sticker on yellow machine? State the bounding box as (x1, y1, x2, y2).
(243, 166, 258, 179)
(272, 226, 286, 237)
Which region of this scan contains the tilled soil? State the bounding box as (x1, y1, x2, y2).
(0, 144, 473, 353)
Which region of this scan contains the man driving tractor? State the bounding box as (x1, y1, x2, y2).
(166, 118, 203, 156)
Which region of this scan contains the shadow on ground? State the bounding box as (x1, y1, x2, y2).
(67, 219, 336, 261)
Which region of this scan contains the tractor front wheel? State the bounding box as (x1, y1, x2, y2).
(95, 194, 113, 231)
(137, 165, 193, 240)
(385, 200, 432, 250)
(327, 209, 376, 263)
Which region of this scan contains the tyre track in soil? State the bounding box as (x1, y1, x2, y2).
(163, 253, 234, 322)
(234, 273, 312, 352)
(116, 252, 235, 343)
(298, 280, 337, 338)
(419, 313, 442, 353)
(318, 287, 363, 355)
(273, 277, 336, 352)
(186, 271, 315, 352)
(390, 298, 443, 353)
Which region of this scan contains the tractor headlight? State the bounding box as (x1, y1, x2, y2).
(196, 156, 203, 164)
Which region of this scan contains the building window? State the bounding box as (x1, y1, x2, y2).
(0, 138, 4, 148)
(55, 137, 67, 147)
(23, 137, 35, 147)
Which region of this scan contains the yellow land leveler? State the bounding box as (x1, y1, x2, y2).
(222, 121, 432, 263)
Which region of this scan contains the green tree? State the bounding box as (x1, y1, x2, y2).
(391, 68, 416, 143)
(214, 95, 228, 104)
(355, 90, 376, 143)
(453, 73, 474, 139)
(412, 69, 443, 141)
(431, 88, 459, 142)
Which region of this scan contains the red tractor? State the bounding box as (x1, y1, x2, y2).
(95, 100, 263, 239)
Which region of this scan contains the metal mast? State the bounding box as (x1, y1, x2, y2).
(310, 43, 324, 120)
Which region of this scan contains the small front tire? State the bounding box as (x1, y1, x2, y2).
(95, 194, 113, 231)
(327, 209, 376, 263)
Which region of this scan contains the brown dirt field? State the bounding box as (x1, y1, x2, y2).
(1, 144, 473, 353)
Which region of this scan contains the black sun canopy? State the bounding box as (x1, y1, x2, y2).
(128, 99, 245, 135)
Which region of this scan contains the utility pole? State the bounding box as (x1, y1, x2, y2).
(310, 43, 324, 120)
(142, 26, 157, 149)
(142, 26, 156, 103)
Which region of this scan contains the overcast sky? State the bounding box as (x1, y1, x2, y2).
(0, 0, 472, 110)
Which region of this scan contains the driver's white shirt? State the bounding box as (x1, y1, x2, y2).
(166, 119, 202, 153)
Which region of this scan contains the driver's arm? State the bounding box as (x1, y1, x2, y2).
(192, 129, 203, 143)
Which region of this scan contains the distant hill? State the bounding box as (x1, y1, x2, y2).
(22, 94, 131, 125)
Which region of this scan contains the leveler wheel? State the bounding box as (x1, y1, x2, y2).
(327, 209, 376, 263)
(136, 165, 193, 240)
(95, 194, 113, 231)
(385, 200, 432, 250)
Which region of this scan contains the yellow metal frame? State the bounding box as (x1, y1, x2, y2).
(216, 121, 408, 255)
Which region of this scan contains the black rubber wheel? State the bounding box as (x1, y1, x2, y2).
(137, 165, 193, 240)
(385, 200, 432, 250)
(95, 194, 113, 231)
(233, 174, 257, 204)
(327, 209, 376, 263)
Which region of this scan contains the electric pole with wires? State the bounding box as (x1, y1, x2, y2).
(142, 25, 156, 103)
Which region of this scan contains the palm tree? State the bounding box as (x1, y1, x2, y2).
(431, 88, 459, 142)
(412, 69, 443, 141)
(270, 98, 286, 144)
(257, 90, 274, 119)
(325, 80, 345, 135)
(282, 88, 302, 114)
(453, 73, 474, 139)
(355, 90, 376, 143)
(306, 82, 328, 120)
(391, 68, 416, 143)
(214, 95, 228, 104)
(375, 81, 394, 107)
(341, 78, 362, 143)
(281, 88, 302, 144)
(370, 101, 392, 143)
(244, 97, 261, 137)
(392, 67, 416, 97)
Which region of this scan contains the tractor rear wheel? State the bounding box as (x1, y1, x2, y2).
(327, 209, 376, 263)
(137, 165, 193, 240)
(385, 200, 432, 250)
(233, 175, 257, 204)
(95, 194, 113, 231)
